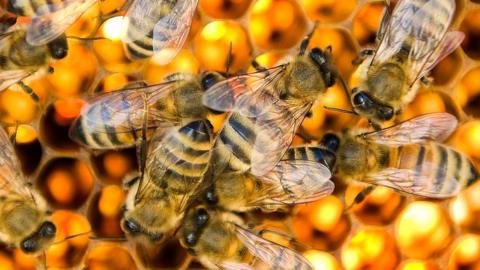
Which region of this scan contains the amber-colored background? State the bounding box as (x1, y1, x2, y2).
(1, 0, 480, 269)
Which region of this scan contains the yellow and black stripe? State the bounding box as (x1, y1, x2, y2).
(6, 0, 67, 17)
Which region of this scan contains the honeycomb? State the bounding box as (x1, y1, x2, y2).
(0, 0, 479, 269)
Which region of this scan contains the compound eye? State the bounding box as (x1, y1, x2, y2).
(352, 91, 374, 110)
(201, 73, 219, 90)
(149, 233, 164, 242)
(185, 232, 197, 246)
(39, 221, 56, 237)
(195, 208, 209, 228)
(378, 106, 394, 121)
(123, 219, 141, 234)
(21, 238, 37, 253)
(320, 133, 340, 152)
(48, 36, 68, 59)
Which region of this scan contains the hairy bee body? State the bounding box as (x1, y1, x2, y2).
(124, 0, 177, 59)
(0, 31, 49, 70)
(6, 0, 64, 16)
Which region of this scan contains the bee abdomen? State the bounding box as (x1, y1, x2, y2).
(285, 146, 336, 169)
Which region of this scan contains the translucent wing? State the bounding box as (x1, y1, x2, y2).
(235, 225, 314, 270)
(220, 262, 256, 270)
(0, 70, 33, 92)
(71, 81, 180, 148)
(251, 102, 311, 175)
(373, 0, 456, 85)
(26, 0, 97, 45)
(422, 31, 465, 75)
(152, 0, 198, 64)
(362, 112, 457, 145)
(0, 127, 32, 198)
(363, 166, 460, 198)
(202, 65, 288, 115)
(250, 160, 334, 206)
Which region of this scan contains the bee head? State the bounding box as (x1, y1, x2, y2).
(201, 72, 225, 90)
(180, 207, 210, 252)
(320, 133, 340, 153)
(309, 47, 336, 88)
(47, 35, 68, 59)
(20, 221, 56, 253)
(351, 88, 394, 122)
(121, 217, 165, 243)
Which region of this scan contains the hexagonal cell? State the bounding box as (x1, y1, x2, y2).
(37, 157, 95, 209)
(0, 245, 36, 270)
(449, 181, 480, 231)
(448, 234, 480, 269)
(352, 2, 384, 47)
(430, 49, 463, 86)
(345, 184, 405, 226)
(341, 228, 400, 270)
(400, 90, 464, 122)
(144, 50, 201, 84)
(200, 0, 253, 19)
(40, 99, 86, 151)
(134, 239, 189, 269)
(397, 260, 439, 270)
(455, 67, 480, 117)
(83, 243, 137, 269)
(87, 185, 126, 238)
(304, 250, 342, 270)
(0, 86, 39, 124)
(12, 125, 43, 176)
(395, 201, 454, 259)
(194, 20, 253, 73)
(46, 210, 91, 268)
(450, 120, 480, 160)
(90, 148, 137, 185)
(460, 8, 480, 60)
(307, 27, 358, 77)
(94, 73, 137, 93)
(302, 0, 356, 23)
(293, 196, 351, 251)
(249, 0, 308, 50)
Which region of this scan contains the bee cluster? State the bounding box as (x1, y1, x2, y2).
(0, 0, 479, 269)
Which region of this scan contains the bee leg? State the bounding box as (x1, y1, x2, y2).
(420, 76, 433, 87)
(252, 59, 267, 72)
(299, 22, 318, 56)
(368, 120, 382, 131)
(346, 185, 376, 210)
(257, 228, 311, 250)
(352, 49, 375, 65)
(17, 81, 42, 106)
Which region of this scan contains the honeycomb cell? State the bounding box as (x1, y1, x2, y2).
(66, 2, 101, 38)
(430, 49, 463, 86)
(97, 73, 133, 92)
(13, 125, 43, 176)
(91, 148, 137, 185)
(46, 43, 98, 97)
(460, 8, 480, 60)
(448, 234, 480, 270)
(450, 120, 480, 160)
(0, 87, 38, 124)
(88, 186, 126, 238)
(449, 181, 480, 231)
(37, 157, 94, 209)
(395, 201, 454, 259)
(345, 184, 404, 226)
(316, 83, 357, 133)
(400, 91, 456, 121)
(341, 228, 399, 270)
(304, 250, 342, 270)
(83, 243, 137, 270)
(307, 27, 358, 76)
(293, 196, 351, 251)
(40, 99, 85, 151)
(200, 0, 253, 19)
(144, 50, 200, 84)
(249, 0, 308, 50)
(99, 0, 127, 15)
(194, 20, 253, 73)
(398, 260, 439, 270)
(46, 211, 91, 268)
(134, 239, 189, 269)
(303, 0, 356, 23)
(456, 67, 480, 116)
(352, 2, 384, 47)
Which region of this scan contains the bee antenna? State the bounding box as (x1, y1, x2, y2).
(52, 231, 92, 245)
(299, 21, 319, 56)
(89, 236, 127, 242)
(225, 41, 233, 75)
(65, 36, 106, 41)
(323, 106, 358, 116)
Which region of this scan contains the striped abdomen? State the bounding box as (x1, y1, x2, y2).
(6, 0, 66, 16)
(147, 119, 213, 195)
(214, 112, 257, 173)
(124, 0, 177, 59)
(284, 146, 336, 169)
(391, 143, 478, 193)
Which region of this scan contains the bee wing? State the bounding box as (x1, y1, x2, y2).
(220, 262, 256, 270)
(421, 31, 465, 76)
(250, 103, 311, 176)
(26, 0, 97, 45)
(373, 0, 456, 84)
(363, 112, 457, 145)
(72, 81, 180, 147)
(363, 165, 461, 198)
(202, 65, 288, 115)
(0, 70, 33, 92)
(250, 160, 334, 206)
(234, 224, 314, 270)
(0, 127, 32, 198)
(152, 0, 198, 64)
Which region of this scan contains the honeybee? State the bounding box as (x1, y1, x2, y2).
(121, 119, 214, 244)
(0, 127, 56, 254)
(203, 32, 341, 176)
(204, 146, 336, 212)
(350, 0, 464, 126)
(122, 0, 198, 63)
(179, 206, 314, 270)
(321, 112, 478, 198)
(70, 72, 225, 149)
